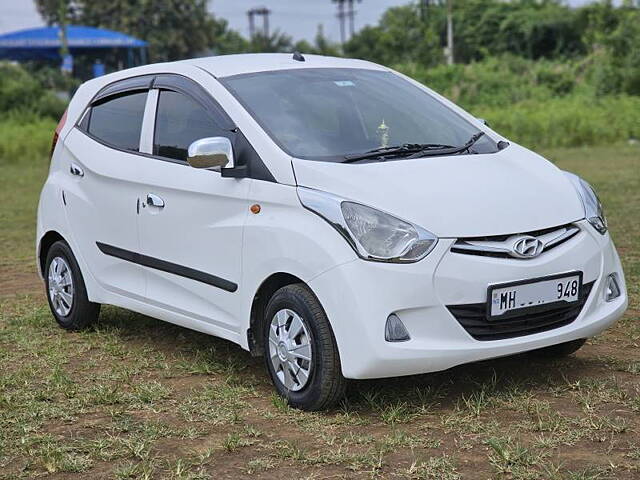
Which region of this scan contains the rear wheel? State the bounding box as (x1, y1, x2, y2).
(44, 240, 100, 330)
(530, 338, 586, 358)
(263, 284, 347, 411)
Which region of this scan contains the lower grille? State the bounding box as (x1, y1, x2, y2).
(447, 281, 594, 341)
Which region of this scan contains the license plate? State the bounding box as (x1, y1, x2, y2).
(488, 272, 582, 319)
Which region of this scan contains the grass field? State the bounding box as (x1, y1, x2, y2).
(0, 144, 639, 479)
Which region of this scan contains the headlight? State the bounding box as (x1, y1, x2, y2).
(298, 187, 437, 263)
(563, 171, 607, 234)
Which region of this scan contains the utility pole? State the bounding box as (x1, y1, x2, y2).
(263, 8, 270, 39)
(333, 0, 347, 45)
(248, 10, 255, 38)
(346, 0, 362, 38)
(247, 7, 271, 39)
(445, 0, 454, 65)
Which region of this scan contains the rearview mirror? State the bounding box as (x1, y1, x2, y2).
(187, 137, 234, 170)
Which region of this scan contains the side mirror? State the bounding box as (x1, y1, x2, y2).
(187, 137, 234, 170)
(477, 117, 490, 127)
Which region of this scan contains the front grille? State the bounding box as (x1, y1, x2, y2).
(451, 223, 580, 259)
(447, 281, 594, 341)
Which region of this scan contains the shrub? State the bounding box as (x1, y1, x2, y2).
(0, 62, 68, 119)
(395, 56, 638, 149)
(0, 114, 57, 165)
(395, 56, 582, 109)
(473, 95, 640, 149)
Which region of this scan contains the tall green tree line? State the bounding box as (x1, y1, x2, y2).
(344, 0, 640, 95)
(345, 0, 638, 65)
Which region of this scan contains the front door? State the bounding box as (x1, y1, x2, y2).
(136, 87, 250, 332)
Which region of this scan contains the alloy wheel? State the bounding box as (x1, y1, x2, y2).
(48, 256, 74, 317)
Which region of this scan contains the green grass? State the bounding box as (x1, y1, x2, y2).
(0, 119, 52, 273)
(0, 135, 639, 478)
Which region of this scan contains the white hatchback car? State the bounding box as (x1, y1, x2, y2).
(38, 53, 627, 410)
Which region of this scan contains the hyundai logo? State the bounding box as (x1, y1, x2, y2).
(510, 236, 544, 258)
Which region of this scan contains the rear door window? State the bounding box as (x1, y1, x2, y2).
(87, 91, 147, 152)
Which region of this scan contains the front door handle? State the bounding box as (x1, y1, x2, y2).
(70, 163, 84, 177)
(146, 193, 165, 208)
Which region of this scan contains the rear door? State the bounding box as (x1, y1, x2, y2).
(135, 77, 251, 332)
(63, 83, 150, 298)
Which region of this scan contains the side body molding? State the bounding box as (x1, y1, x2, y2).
(96, 242, 238, 293)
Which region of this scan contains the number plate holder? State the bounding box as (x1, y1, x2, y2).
(486, 271, 583, 320)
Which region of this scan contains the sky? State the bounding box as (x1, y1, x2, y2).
(0, 1, 607, 43)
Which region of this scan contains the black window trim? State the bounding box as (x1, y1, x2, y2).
(76, 72, 276, 182)
(80, 88, 149, 154)
(152, 74, 235, 131)
(93, 74, 155, 103)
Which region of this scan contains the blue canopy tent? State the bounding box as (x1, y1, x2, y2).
(0, 26, 148, 76)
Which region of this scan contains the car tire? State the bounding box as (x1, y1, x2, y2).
(44, 240, 100, 330)
(530, 338, 586, 358)
(263, 283, 347, 411)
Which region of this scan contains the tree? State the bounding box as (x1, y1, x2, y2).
(586, 4, 640, 95)
(35, 0, 247, 61)
(249, 30, 294, 53)
(344, 0, 590, 66)
(344, 4, 442, 67)
(293, 25, 342, 57)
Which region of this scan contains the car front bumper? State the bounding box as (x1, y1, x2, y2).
(309, 221, 628, 379)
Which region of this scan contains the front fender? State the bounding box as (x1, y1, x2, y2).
(237, 179, 357, 348)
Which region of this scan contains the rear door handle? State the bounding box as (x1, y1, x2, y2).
(70, 163, 84, 177)
(146, 193, 165, 208)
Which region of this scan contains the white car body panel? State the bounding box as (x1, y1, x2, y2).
(292, 143, 584, 237)
(36, 54, 627, 382)
(135, 156, 250, 332)
(191, 52, 387, 78)
(60, 128, 146, 297)
(309, 223, 627, 378)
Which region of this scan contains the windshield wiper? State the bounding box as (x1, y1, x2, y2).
(406, 131, 485, 159)
(342, 132, 485, 163)
(343, 143, 456, 163)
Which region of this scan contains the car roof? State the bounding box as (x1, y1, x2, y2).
(77, 54, 388, 98)
(184, 53, 387, 78)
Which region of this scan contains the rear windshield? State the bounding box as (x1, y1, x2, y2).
(221, 68, 497, 162)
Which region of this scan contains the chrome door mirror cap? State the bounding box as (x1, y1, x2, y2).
(187, 137, 234, 170)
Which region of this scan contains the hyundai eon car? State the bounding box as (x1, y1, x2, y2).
(37, 53, 627, 410)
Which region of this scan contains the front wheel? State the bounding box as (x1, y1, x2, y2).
(44, 240, 100, 330)
(263, 284, 347, 411)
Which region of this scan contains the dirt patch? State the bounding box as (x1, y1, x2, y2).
(0, 264, 42, 298)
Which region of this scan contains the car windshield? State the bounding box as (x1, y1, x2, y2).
(221, 68, 498, 162)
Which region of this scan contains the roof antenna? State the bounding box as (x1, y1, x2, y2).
(292, 51, 305, 62)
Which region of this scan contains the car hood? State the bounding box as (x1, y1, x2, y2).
(291, 144, 585, 238)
